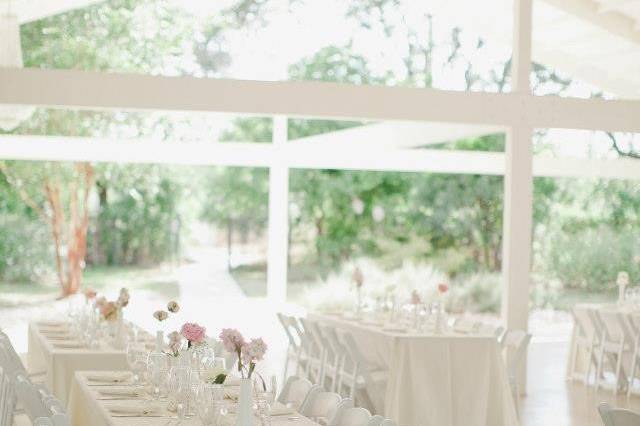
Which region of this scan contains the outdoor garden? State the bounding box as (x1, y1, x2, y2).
(1, 0, 639, 317)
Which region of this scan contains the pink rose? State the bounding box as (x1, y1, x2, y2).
(438, 283, 449, 294)
(219, 328, 246, 353)
(84, 288, 97, 300)
(100, 301, 118, 321)
(167, 331, 182, 354)
(241, 337, 268, 364)
(181, 322, 206, 344)
(410, 290, 421, 305)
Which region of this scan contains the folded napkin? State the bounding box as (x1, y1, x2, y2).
(270, 407, 297, 416)
(37, 321, 68, 328)
(224, 389, 239, 401)
(98, 387, 142, 399)
(53, 341, 84, 349)
(86, 372, 133, 384)
(382, 326, 407, 333)
(107, 402, 161, 417)
(45, 335, 73, 341)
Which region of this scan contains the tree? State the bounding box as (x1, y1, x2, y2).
(0, 162, 93, 296)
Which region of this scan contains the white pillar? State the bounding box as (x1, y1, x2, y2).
(267, 116, 289, 303)
(502, 0, 533, 393)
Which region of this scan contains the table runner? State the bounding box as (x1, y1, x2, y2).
(311, 313, 519, 426)
(27, 322, 129, 404)
(68, 370, 320, 426)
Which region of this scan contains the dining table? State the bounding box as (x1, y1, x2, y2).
(67, 370, 319, 426)
(310, 312, 519, 426)
(27, 320, 146, 404)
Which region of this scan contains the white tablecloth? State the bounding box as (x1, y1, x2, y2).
(311, 314, 519, 426)
(27, 322, 128, 404)
(68, 370, 320, 426)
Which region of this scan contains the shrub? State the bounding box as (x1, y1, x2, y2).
(0, 214, 52, 282)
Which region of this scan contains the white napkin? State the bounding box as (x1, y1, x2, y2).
(45, 335, 73, 341)
(108, 402, 161, 417)
(37, 321, 68, 328)
(86, 372, 132, 384)
(270, 407, 297, 416)
(98, 387, 142, 399)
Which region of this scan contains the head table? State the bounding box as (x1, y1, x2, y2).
(68, 370, 318, 426)
(27, 320, 154, 404)
(309, 313, 519, 426)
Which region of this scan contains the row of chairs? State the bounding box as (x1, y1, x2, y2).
(277, 313, 386, 412)
(277, 375, 397, 426)
(570, 305, 640, 395)
(278, 313, 531, 417)
(0, 331, 70, 426)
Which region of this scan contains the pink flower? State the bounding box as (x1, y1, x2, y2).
(411, 290, 421, 305)
(181, 322, 206, 344)
(219, 328, 246, 353)
(438, 283, 449, 294)
(84, 288, 97, 300)
(242, 338, 268, 364)
(95, 296, 106, 309)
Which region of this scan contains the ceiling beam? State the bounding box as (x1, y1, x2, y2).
(0, 135, 639, 180)
(539, 0, 640, 46)
(13, 0, 105, 24)
(1, 68, 639, 133)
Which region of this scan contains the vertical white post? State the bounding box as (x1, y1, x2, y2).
(502, 0, 533, 394)
(267, 116, 289, 303)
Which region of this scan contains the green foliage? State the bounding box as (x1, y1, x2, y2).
(0, 215, 52, 282)
(542, 226, 640, 291)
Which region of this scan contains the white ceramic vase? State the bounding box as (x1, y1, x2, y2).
(235, 378, 254, 426)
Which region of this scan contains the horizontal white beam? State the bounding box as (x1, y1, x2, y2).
(290, 121, 504, 149)
(0, 135, 639, 180)
(540, 0, 640, 46)
(1, 68, 640, 133)
(15, 0, 106, 24)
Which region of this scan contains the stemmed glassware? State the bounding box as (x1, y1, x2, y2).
(173, 366, 192, 420)
(126, 342, 148, 384)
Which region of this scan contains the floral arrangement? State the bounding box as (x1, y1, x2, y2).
(438, 283, 449, 294)
(166, 331, 183, 357)
(99, 301, 118, 322)
(219, 328, 267, 379)
(153, 300, 180, 323)
(181, 322, 206, 349)
(93, 288, 129, 322)
(83, 288, 97, 301)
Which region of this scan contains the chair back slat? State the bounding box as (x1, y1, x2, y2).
(598, 402, 640, 426)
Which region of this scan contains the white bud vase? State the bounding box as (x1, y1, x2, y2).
(235, 378, 254, 426)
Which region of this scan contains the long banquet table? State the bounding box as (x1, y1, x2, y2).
(310, 313, 519, 426)
(27, 321, 130, 404)
(68, 370, 319, 426)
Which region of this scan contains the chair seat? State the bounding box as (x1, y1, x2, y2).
(12, 413, 31, 426)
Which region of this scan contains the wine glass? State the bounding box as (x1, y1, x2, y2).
(173, 367, 191, 420)
(147, 352, 167, 402)
(126, 342, 147, 384)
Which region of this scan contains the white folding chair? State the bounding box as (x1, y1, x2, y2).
(277, 376, 314, 411)
(367, 414, 384, 426)
(0, 366, 17, 426)
(337, 331, 386, 413)
(569, 306, 601, 384)
(300, 387, 343, 424)
(501, 329, 531, 415)
(335, 407, 372, 426)
(14, 373, 50, 421)
(34, 418, 54, 426)
(299, 318, 325, 382)
(595, 310, 633, 393)
(316, 323, 344, 392)
(625, 312, 640, 396)
(380, 420, 397, 426)
(0, 332, 46, 380)
(277, 313, 302, 382)
(598, 402, 640, 426)
(327, 398, 355, 426)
